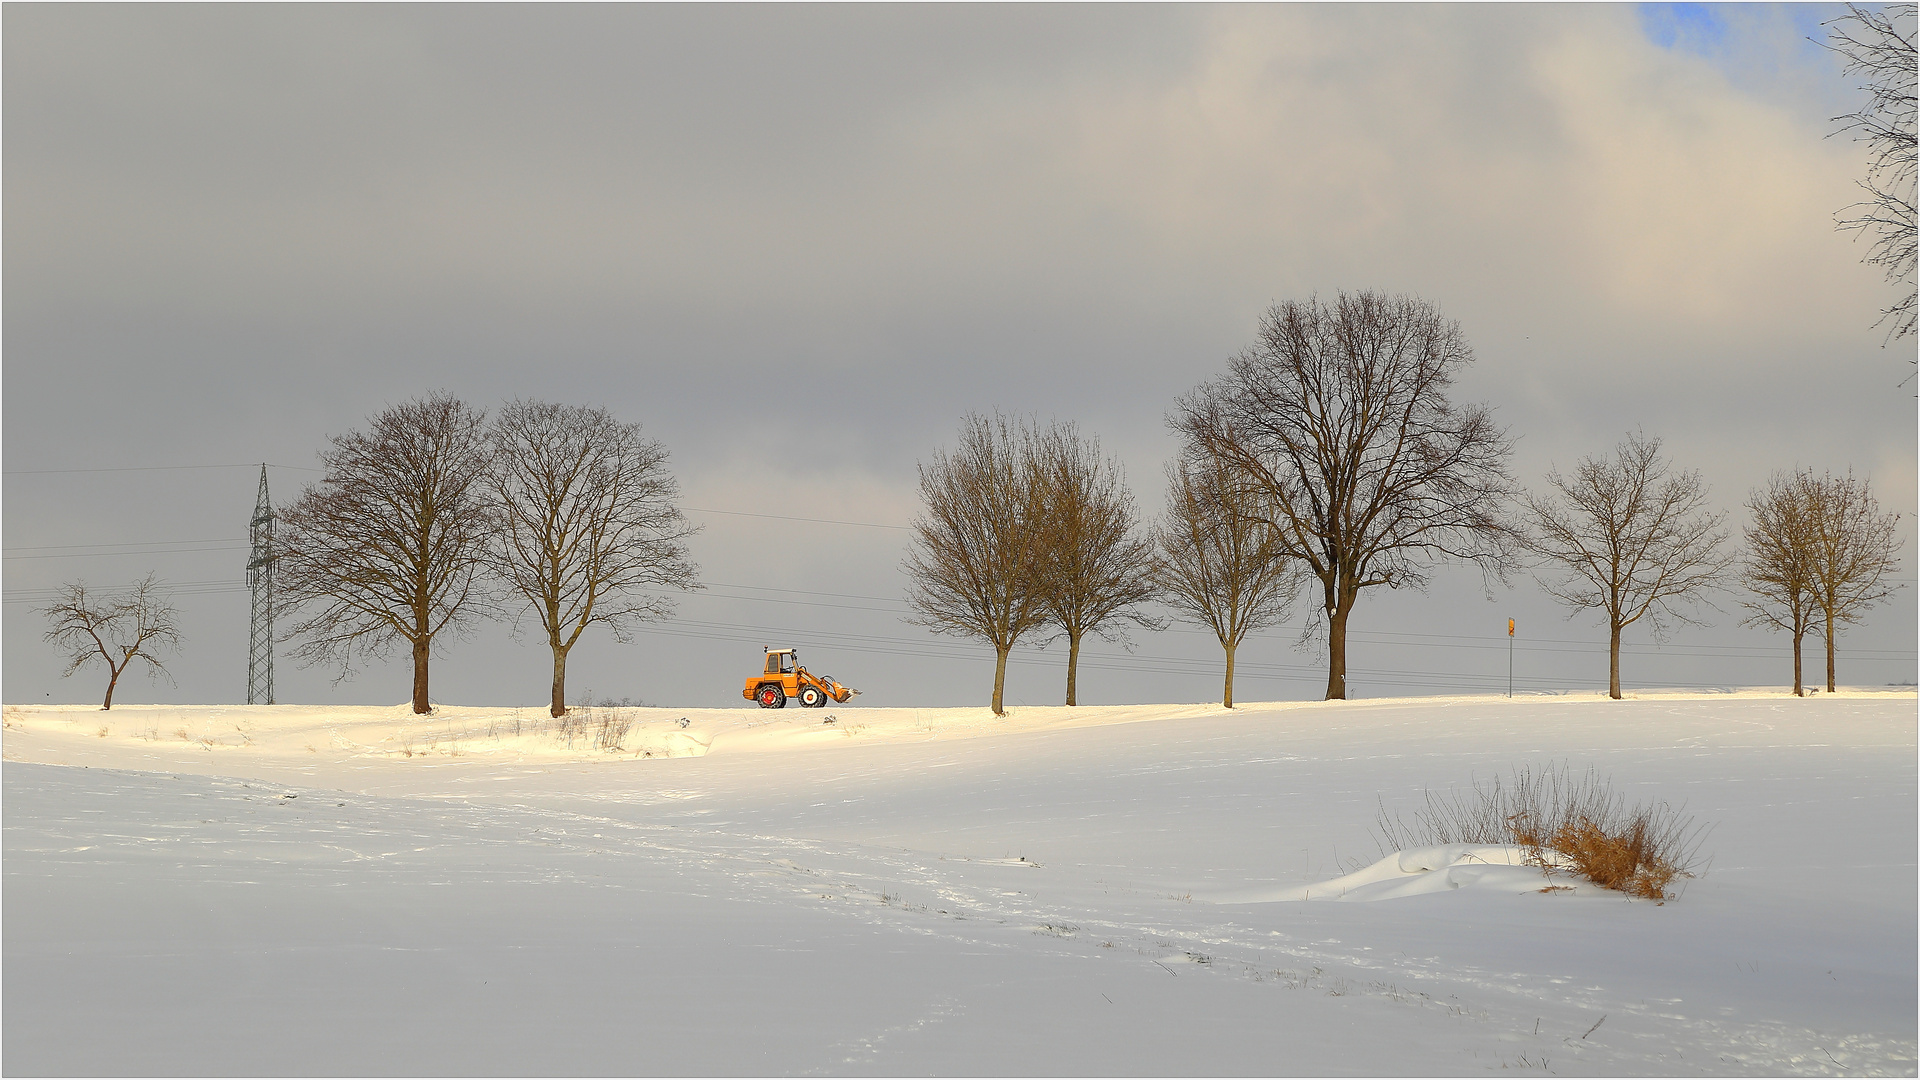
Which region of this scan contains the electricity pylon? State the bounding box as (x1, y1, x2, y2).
(246, 464, 275, 704)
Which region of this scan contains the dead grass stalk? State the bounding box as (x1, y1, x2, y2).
(1374, 762, 1710, 901)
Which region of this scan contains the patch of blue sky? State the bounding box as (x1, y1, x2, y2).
(1639, 2, 1733, 53)
(1640, 2, 1835, 60)
(1638, 3, 1857, 117)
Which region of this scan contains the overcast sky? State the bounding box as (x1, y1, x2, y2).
(6, 3, 1914, 711)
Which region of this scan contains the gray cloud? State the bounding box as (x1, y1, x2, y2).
(6, 4, 1912, 708)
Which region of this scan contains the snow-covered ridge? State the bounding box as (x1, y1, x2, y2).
(5, 686, 1910, 772)
(5, 692, 1914, 1074)
(1207, 844, 1594, 903)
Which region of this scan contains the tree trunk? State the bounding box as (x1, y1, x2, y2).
(1065, 630, 1081, 706)
(992, 645, 1010, 716)
(1791, 628, 1805, 697)
(1608, 620, 1623, 700)
(551, 645, 570, 718)
(102, 664, 122, 710)
(411, 637, 432, 714)
(1825, 613, 1837, 692)
(1325, 592, 1354, 700)
(1222, 639, 1236, 708)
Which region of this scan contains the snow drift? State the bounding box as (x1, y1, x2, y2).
(4, 691, 1914, 1075)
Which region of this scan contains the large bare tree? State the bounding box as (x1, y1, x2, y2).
(277, 393, 494, 714)
(1152, 456, 1301, 708)
(38, 573, 182, 709)
(903, 412, 1050, 715)
(1801, 469, 1905, 691)
(489, 400, 700, 718)
(1030, 422, 1161, 705)
(1173, 290, 1514, 699)
(1825, 3, 1917, 345)
(1741, 471, 1823, 697)
(1520, 433, 1732, 699)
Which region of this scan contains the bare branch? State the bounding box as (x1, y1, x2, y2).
(1741, 471, 1825, 696)
(1152, 454, 1304, 707)
(1800, 469, 1906, 690)
(902, 412, 1052, 715)
(1028, 421, 1162, 705)
(1825, 3, 1917, 345)
(38, 573, 183, 709)
(488, 400, 701, 717)
(1171, 290, 1515, 699)
(276, 392, 494, 713)
(1519, 433, 1733, 698)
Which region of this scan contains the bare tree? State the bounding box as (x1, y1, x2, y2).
(1825, 3, 1917, 345)
(277, 393, 494, 715)
(1801, 469, 1905, 691)
(489, 400, 700, 718)
(1173, 290, 1514, 700)
(38, 573, 182, 709)
(1029, 422, 1161, 705)
(1741, 471, 1823, 696)
(903, 412, 1050, 715)
(1520, 433, 1733, 699)
(1152, 456, 1301, 708)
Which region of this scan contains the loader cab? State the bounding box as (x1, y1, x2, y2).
(765, 650, 797, 676)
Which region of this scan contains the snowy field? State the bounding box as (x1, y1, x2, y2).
(4, 691, 1915, 1077)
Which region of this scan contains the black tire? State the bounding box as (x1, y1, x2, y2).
(799, 686, 825, 708)
(756, 684, 786, 709)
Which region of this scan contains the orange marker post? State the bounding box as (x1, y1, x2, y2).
(1507, 618, 1515, 698)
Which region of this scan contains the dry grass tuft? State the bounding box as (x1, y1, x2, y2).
(1375, 762, 1710, 901)
(594, 710, 632, 752)
(1549, 815, 1678, 900)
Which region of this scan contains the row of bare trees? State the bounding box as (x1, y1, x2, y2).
(905, 291, 1906, 710)
(1516, 435, 1903, 699)
(276, 393, 698, 716)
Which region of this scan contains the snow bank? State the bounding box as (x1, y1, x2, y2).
(4, 692, 1914, 1075)
(0, 698, 1242, 770)
(1209, 844, 1595, 903)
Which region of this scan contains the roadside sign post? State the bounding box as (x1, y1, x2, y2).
(1508, 618, 1515, 698)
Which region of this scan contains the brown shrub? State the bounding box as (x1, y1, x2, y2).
(1549, 814, 1682, 900)
(1374, 762, 1709, 901)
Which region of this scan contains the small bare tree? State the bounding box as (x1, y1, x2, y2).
(1825, 3, 1917, 345)
(277, 393, 494, 714)
(1801, 469, 1905, 691)
(904, 412, 1050, 715)
(39, 574, 182, 709)
(1173, 290, 1515, 699)
(1030, 422, 1161, 706)
(1520, 433, 1733, 699)
(1152, 456, 1301, 708)
(489, 400, 700, 718)
(1741, 472, 1823, 696)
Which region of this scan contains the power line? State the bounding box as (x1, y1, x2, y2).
(3, 537, 245, 553)
(2, 463, 323, 476)
(682, 506, 911, 531)
(4, 544, 247, 561)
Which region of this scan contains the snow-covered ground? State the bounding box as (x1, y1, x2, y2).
(4, 691, 1915, 1076)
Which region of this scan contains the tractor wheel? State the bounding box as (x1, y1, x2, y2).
(756, 684, 786, 709)
(799, 686, 825, 708)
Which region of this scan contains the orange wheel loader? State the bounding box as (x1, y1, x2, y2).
(743, 647, 859, 709)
